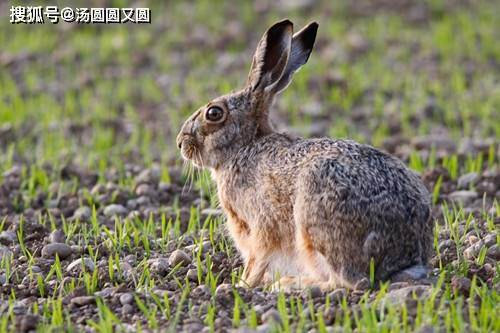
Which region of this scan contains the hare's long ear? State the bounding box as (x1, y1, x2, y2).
(271, 22, 318, 94)
(247, 19, 293, 92)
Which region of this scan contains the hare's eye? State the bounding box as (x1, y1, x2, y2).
(205, 106, 225, 123)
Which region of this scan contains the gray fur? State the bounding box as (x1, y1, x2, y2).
(176, 20, 433, 290)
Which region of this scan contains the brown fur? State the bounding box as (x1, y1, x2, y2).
(176, 20, 433, 291)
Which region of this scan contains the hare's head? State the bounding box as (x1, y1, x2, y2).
(177, 19, 318, 169)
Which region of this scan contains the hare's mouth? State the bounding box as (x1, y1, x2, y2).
(179, 137, 203, 167)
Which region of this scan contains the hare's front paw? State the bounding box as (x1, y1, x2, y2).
(270, 276, 333, 293)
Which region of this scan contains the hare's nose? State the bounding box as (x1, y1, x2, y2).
(176, 134, 184, 149)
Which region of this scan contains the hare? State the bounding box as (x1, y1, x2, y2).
(176, 19, 433, 291)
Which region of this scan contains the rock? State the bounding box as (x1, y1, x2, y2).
(328, 288, 347, 303)
(448, 191, 478, 205)
(67, 258, 95, 273)
(411, 135, 456, 151)
(354, 278, 370, 291)
(119, 293, 134, 305)
(103, 204, 128, 217)
(302, 286, 323, 298)
(186, 268, 199, 282)
(457, 173, 479, 189)
(16, 314, 39, 332)
(464, 240, 484, 260)
(215, 283, 232, 297)
(148, 258, 169, 276)
(49, 230, 66, 244)
(483, 233, 497, 247)
(451, 276, 471, 295)
(71, 296, 95, 306)
(135, 184, 153, 196)
(262, 309, 282, 325)
(383, 285, 431, 306)
(168, 249, 191, 267)
(0, 246, 12, 261)
(136, 167, 161, 184)
(122, 303, 134, 315)
(487, 244, 500, 260)
(438, 239, 454, 251)
(390, 265, 429, 283)
(73, 206, 91, 221)
(0, 231, 17, 245)
(191, 285, 210, 298)
(41, 243, 72, 259)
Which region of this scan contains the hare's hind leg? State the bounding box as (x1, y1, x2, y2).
(294, 173, 369, 290)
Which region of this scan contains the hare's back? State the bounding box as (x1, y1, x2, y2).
(295, 138, 431, 225)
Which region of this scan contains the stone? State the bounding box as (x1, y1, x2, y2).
(136, 167, 161, 184)
(262, 309, 282, 325)
(383, 285, 431, 306)
(328, 288, 347, 303)
(411, 135, 456, 151)
(119, 293, 134, 305)
(0, 246, 12, 261)
(122, 303, 134, 315)
(73, 206, 91, 221)
(487, 244, 500, 260)
(67, 258, 95, 273)
(135, 184, 153, 196)
(168, 249, 191, 267)
(0, 230, 17, 245)
(103, 204, 128, 217)
(390, 265, 429, 283)
(49, 230, 66, 244)
(41, 243, 72, 259)
(354, 278, 370, 291)
(186, 268, 199, 282)
(451, 276, 471, 295)
(148, 258, 169, 276)
(71, 296, 95, 306)
(448, 191, 478, 205)
(457, 172, 478, 189)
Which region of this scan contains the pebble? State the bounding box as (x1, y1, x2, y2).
(186, 268, 199, 282)
(136, 167, 161, 184)
(49, 230, 66, 244)
(411, 135, 456, 151)
(71, 296, 95, 307)
(0, 246, 12, 261)
(215, 283, 232, 297)
(119, 293, 134, 305)
(0, 231, 17, 245)
(301, 286, 323, 298)
(457, 172, 478, 189)
(483, 233, 497, 247)
(382, 285, 431, 306)
(103, 204, 128, 217)
(73, 206, 92, 221)
(148, 258, 169, 276)
(122, 303, 134, 315)
(487, 244, 500, 260)
(67, 258, 95, 273)
(41, 243, 72, 259)
(354, 278, 370, 291)
(451, 276, 471, 295)
(464, 240, 484, 260)
(262, 309, 282, 325)
(448, 191, 478, 205)
(328, 288, 347, 303)
(168, 249, 191, 267)
(135, 184, 153, 196)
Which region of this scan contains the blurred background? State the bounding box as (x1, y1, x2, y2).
(0, 0, 498, 171)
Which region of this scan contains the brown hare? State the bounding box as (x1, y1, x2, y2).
(176, 19, 433, 291)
